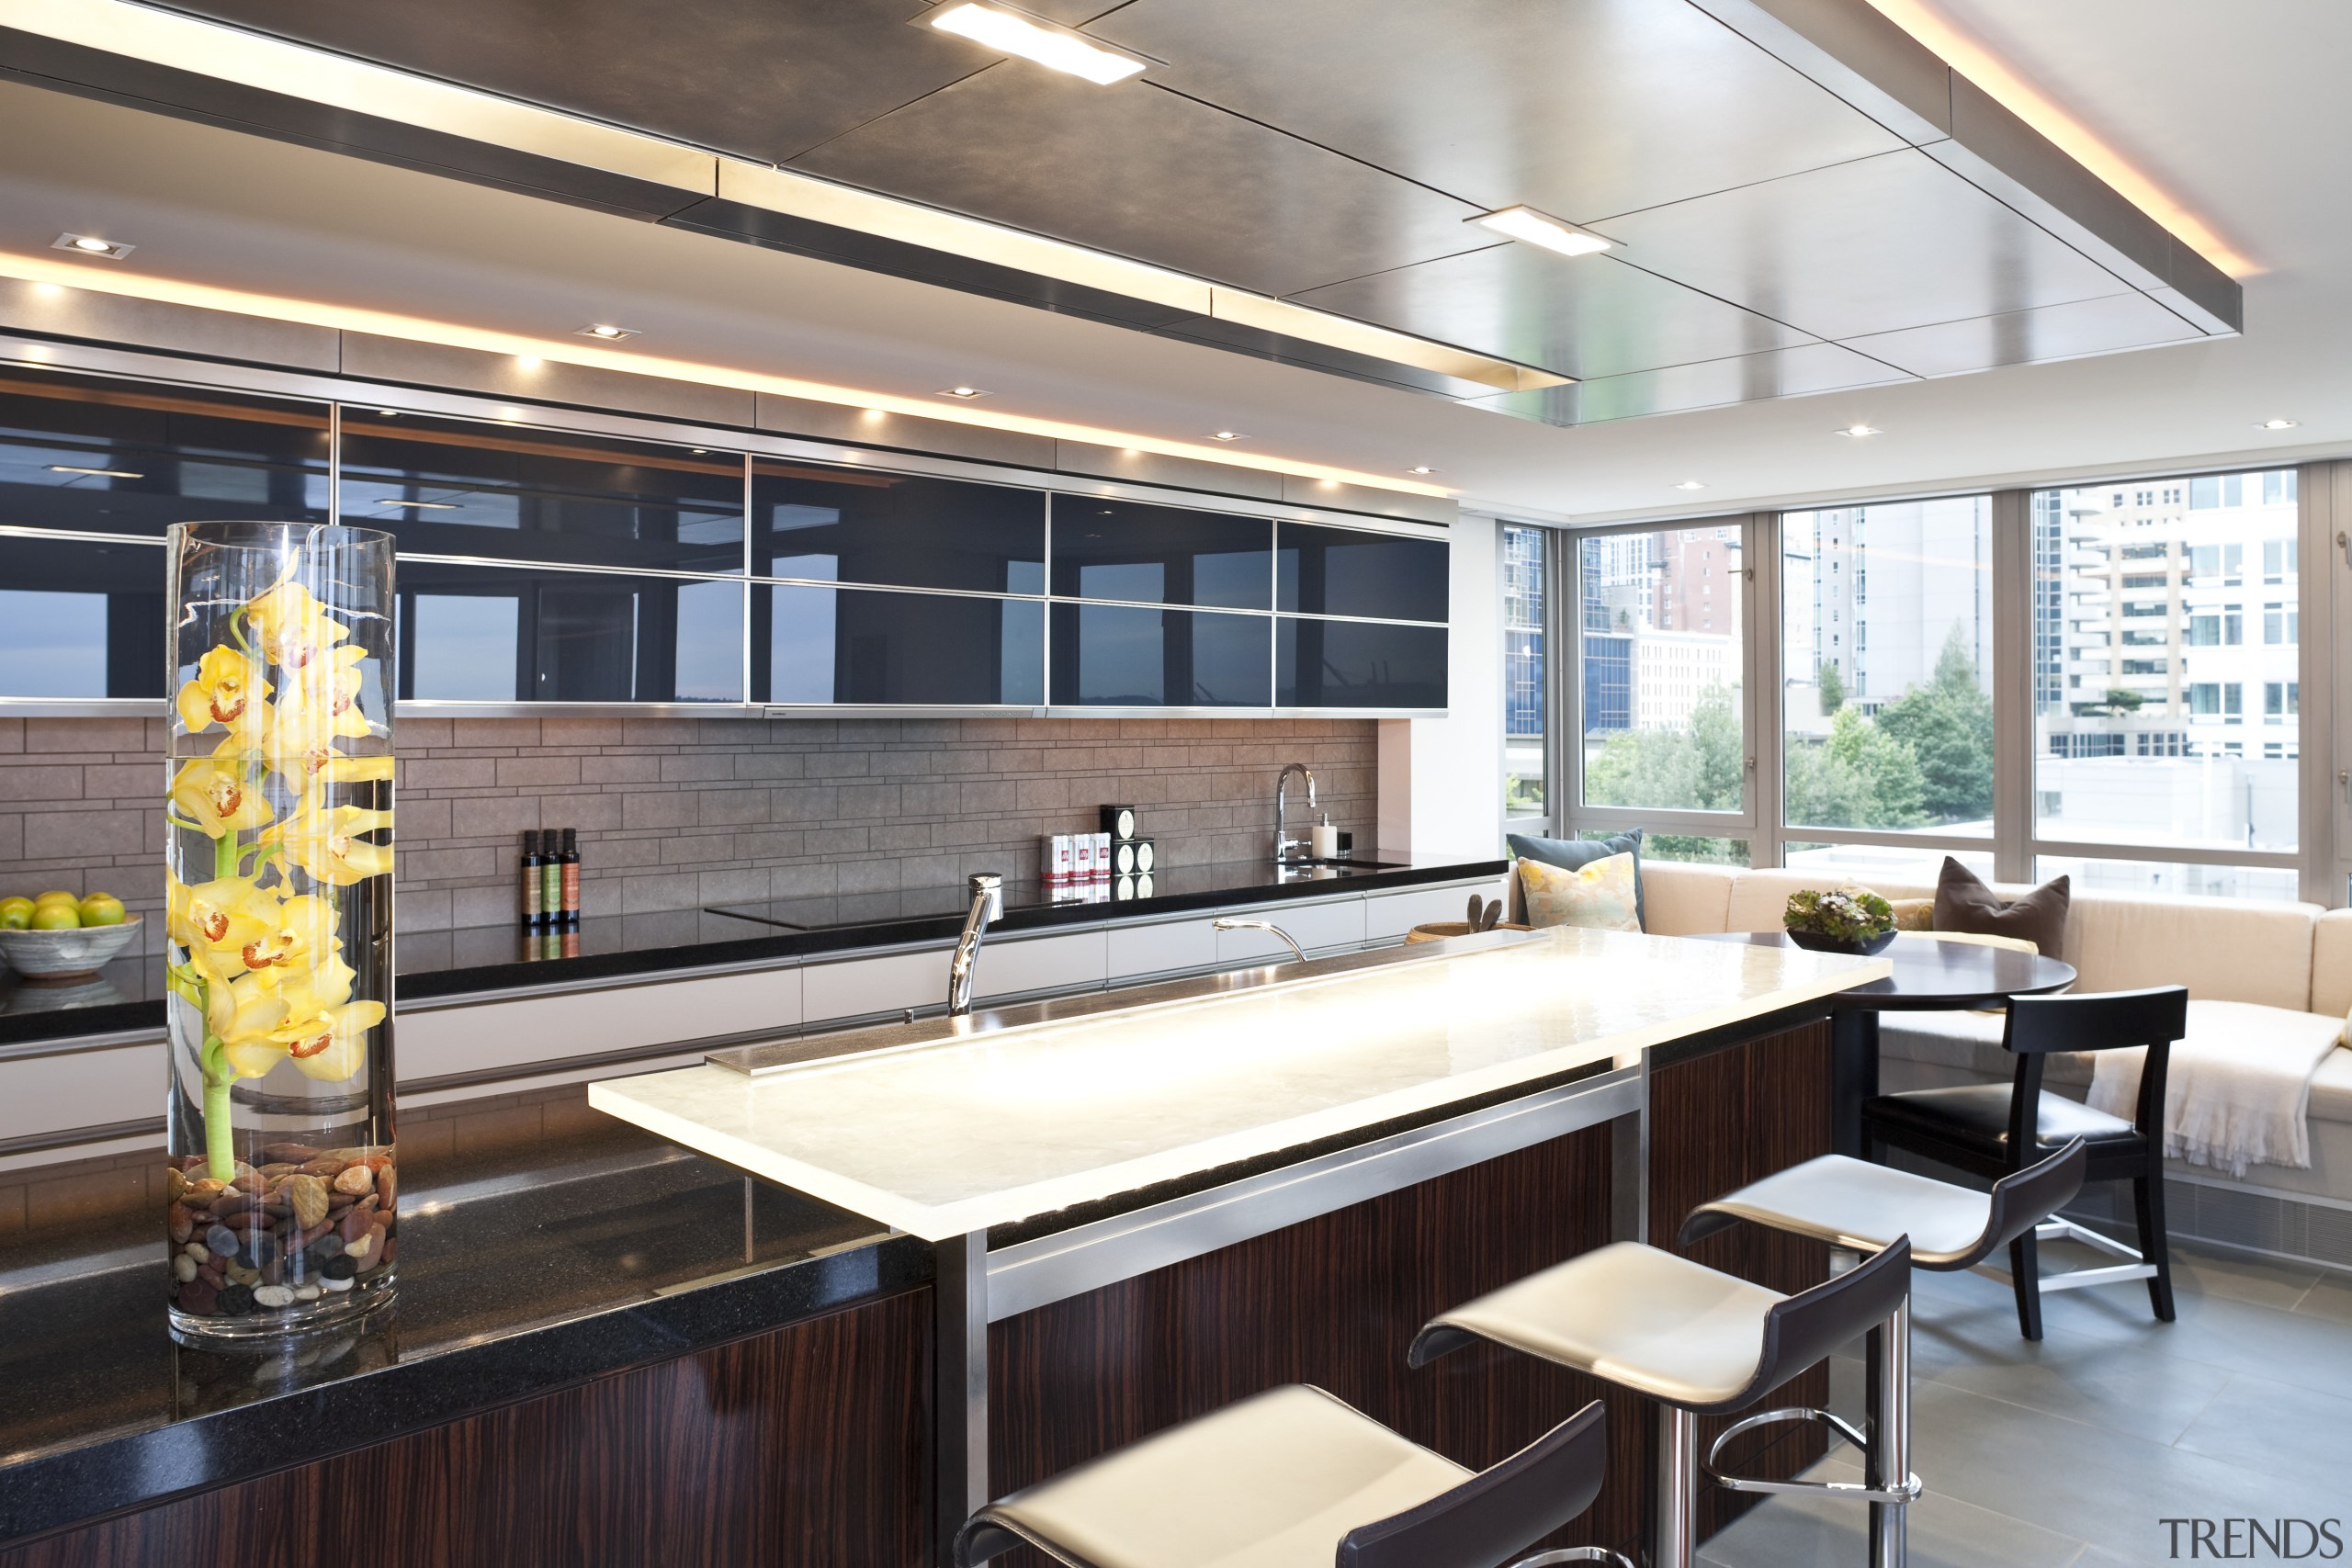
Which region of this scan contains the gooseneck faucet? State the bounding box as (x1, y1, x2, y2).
(1273, 761, 1317, 864)
(946, 873, 1004, 1018)
(1213, 918, 1305, 964)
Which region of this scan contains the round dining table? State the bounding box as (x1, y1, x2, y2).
(1689, 931, 2077, 1156)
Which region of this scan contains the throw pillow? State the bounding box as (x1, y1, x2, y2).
(1508, 829, 1645, 930)
(1888, 897, 1936, 931)
(1933, 857, 2070, 963)
(1518, 852, 1642, 932)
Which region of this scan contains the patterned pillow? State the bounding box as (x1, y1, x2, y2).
(1888, 897, 1936, 931)
(1518, 852, 1641, 932)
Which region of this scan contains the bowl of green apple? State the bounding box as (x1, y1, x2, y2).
(0, 891, 141, 978)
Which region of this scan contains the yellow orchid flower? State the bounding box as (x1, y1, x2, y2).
(265, 805, 393, 886)
(167, 873, 278, 964)
(234, 893, 343, 985)
(245, 580, 350, 673)
(266, 980, 385, 1083)
(209, 972, 294, 1078)
(169, 751, 276, 837)
(173, 646, 270, 738)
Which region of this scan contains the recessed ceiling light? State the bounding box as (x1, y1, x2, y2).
(2256, 418, 2298, 430)
(925, 2, 1149, 85)
(576, 323, 638, 341)
(1208, 430, 1246, 442)
(47, 463, 144, 479)
(939, 386, 989, 400)
(1674, 480, 1708, 491)
(374, 498, 459, 510)
(1472, 206, 1613, 258)
(1406, 466, 1440, 476)
(1836, 424, 1882, 437)
(52, 232, 135, 261)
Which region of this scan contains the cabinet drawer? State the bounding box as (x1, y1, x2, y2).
(1106, 918, 1220, 983)
(1213, 897, 1366, 963)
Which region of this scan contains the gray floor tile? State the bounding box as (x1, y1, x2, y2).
(2291, 1270, 2352, 1325)
(2168, 1242, 2324, 1309)
(2170, 1369, 2352, 1495)
(1698, 1455, 2086, 1568)
(1923, 1329, 2231, 1445)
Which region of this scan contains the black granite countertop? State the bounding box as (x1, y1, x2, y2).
(0, 853, 1504, 1049)
(0, 1111, 928, 1548)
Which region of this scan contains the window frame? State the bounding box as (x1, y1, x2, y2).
(1545, 463, 2339, 905)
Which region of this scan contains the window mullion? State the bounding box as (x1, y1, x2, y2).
(1991, 489, 2034, 883)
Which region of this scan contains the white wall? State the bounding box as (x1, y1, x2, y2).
(1380, 514, 1504, 859)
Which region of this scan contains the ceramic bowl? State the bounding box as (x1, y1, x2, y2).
(1784, 926, 1898, 957)
(0, 915, 143, 978)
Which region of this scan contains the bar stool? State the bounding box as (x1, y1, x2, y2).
(1408, 1236, 1914, 1568)
(954, 1386, 1621, 1568)
(1676, 1139, 2087, 1568)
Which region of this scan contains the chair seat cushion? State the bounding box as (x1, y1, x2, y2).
(978, 1384, 1469, 1568)
(1865, 1083, 2136, 1153)
(1690, 1154, 1995, 1268)
(1418, 1241, 1782, 1410)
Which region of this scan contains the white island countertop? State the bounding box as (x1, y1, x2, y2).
(588, 927, 1889, 1241)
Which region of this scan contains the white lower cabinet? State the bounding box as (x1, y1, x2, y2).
(1213, 897, 1368, 964)
(1364, 876, 1513, 942)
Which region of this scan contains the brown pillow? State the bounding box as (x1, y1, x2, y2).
(1934, 858, 2069, 963)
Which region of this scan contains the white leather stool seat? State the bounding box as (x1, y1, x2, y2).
(1694, 1155, 1997, 1267)
(976, 1383, 1471, 1568)
(1424, 1241, 1784, 1409)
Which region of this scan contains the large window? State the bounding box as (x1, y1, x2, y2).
(1577, 524, 1746, 816)
(1779, 499, 1993, 883)
(1502, 524, 1547, 823)
(2030, 468, 2301, 897)
(1546, 466, 2325, 903)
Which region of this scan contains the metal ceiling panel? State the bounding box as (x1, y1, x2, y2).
(1470, 341, 1911, 426)
(1592, 149, 2131, 342)
(1838, 292, 2205, 379)
(165, 0, 992, 165)
(1149, 316, 1507, 400)
(789, 67, 1491, 298)
(1090, 0, 1907, 222)
(1287, 246, 1816, 382)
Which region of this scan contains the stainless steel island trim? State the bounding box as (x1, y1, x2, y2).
(981, 1064, 1640, 1321)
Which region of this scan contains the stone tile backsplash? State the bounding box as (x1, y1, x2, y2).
(0, 716, 1377, 935)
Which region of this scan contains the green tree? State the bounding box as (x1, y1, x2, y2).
(1582, 684, 1746, 861)
(1816, 660, 1847, 716)
(1785, 707, 1927, 829)
(1876, 626, 1993, 824)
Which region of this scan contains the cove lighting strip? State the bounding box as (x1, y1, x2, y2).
(0, 0, 1566, 401)
(0, 251, 1453, 497)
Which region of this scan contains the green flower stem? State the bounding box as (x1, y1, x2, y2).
(198, 829, 242, 1180)
(201, 1041, 234, 1182)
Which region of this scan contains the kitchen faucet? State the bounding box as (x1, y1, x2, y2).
(1272, 762, 1317, 864)
(946, 873, 1003, 1017)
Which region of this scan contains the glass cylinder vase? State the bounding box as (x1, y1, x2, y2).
(163, 522, 396, 1343)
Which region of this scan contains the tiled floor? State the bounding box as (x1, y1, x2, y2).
(1702, 1241, 2352, 1568)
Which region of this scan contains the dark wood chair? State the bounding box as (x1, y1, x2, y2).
(1860, 986, 2189, 1339)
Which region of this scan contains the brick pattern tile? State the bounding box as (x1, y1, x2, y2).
(0, 717, 1377, 932)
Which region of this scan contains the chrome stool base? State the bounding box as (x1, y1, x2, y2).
(1703, 1406, 1921, 1505)
(1510, 1548, 1636, 1568)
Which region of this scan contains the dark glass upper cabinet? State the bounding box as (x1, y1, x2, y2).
(396, 561, 743, 704)
(1050, 604, 1270, 708)
(1277, 617, 1448, 709)
(752, 462, 1044, 595)
(0, 366, 328, 541)
(1275, 524, 1449, 623)
(1049, 500, 1271, 610)
(0, 533, 167, 698)
(339, 414, 744, 574)
(758, 586, 1042, 705)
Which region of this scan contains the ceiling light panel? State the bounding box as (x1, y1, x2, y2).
(926, 3, 1149, 85)
(576, 322, 638, 340)
(1473, 206, 1613, 259)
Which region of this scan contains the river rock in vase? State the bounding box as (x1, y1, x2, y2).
(163, 522, 397, 1343)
